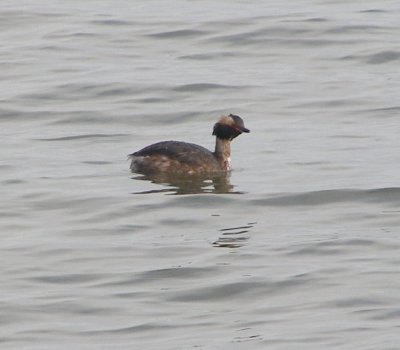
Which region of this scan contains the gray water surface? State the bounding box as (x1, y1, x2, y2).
(2, 1, 400, 349)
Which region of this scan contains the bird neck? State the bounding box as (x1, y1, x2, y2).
(214, 137, 232, 171)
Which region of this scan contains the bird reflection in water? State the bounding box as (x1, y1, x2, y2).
(213, 223, 256, 248)
(131, 172, 243, 195)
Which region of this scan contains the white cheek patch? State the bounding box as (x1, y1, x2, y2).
(219, 115, 235, 126)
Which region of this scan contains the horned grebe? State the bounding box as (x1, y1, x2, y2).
(129, 114, 249, 175)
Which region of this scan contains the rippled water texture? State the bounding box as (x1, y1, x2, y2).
(2, 1, 400, 349)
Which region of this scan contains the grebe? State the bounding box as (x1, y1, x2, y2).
(129, 114, 250, 175)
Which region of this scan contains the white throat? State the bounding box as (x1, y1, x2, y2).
(214, 138, 232, 171)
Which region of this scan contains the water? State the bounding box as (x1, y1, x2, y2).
(1, 1, 400, 349)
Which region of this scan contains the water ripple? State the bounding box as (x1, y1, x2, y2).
(148, 29, 208, 39)
(173, 83, 247, 92)
(252, 188, 400, 207)
(36, 133, 129, 141)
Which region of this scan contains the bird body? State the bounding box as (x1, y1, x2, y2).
(129, 114, 249, 175)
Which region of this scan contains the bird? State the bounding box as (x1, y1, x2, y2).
(129, 114, 249, 175)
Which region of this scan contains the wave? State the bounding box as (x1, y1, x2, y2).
(252, 188, 400, 207)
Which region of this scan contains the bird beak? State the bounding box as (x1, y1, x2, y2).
(237, 126, 250, 133)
